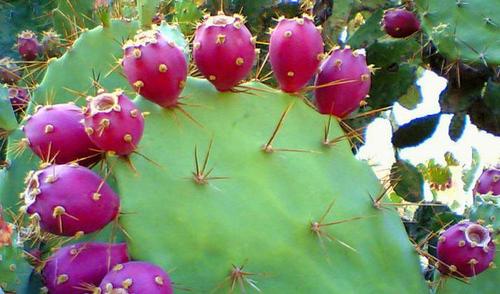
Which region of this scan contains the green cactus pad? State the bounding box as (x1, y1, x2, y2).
(0, 87, 17, 132)
(105, 78, 427, 292)
(53, 0, 96, 36)
(436, 259, 499, 294)
(0, 223, 33, 292)
(137, 0, 162, 28)
(348, 9, 385, 49)
(416, 0, 500, 64)
(470, 197, 500, 231)
(1, 7, 432, 293)
(4, 19, 428, 292)
(172, 0, 204, 34)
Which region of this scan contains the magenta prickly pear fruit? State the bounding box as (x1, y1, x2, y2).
(22, 103, 100, 165)
(314, 47, 371, 117)
(0, 57, 22, 84)
(473, 165, 500, 196)
(122, 29, 188, 108)
(193, 13, 256, 91)
(269, 16, 324, 93)
(17, 30, 40, 61)
(99, 261, 173, 294)
(42, 242, 129, 294)
(382, 8, 420, 38)
(8, 86, 30, 112)
(437, 221, 496, 277)
(83, 90, 145, 156)
(23, 163, 120, 236)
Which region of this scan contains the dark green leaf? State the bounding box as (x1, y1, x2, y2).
(398, 84, 422, 110)
(390, 159, 424, 203)
(392, 113, 441, 148)
(483, 79, 500, 114)
(365, 39, 420, 109)
(369, 63, 417, 109)
(438, 62, 491, 114)
(448, 112, 466, 142)
(411, 202, 453, 242)
(347, 9, 384, 48)
(468, 99, 500, 136)
(324, 0, 355, 43)
(439, 85, 481, 114)
(366, 39, 420, 67)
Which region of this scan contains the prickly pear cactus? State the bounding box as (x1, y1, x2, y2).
(1, 0, 499, 293)
(0, 15, 429, 294)
(416, 0, 500, 64)
(470, 196, 500, 237)
(112, 79, 427, 292)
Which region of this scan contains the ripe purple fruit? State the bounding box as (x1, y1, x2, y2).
(99, 261, 173, 294)
(382, 8, 420, 38)
(42, 242, 129, 294)
(269, 16, 324, 93)
(0, 57, 22, 84)
(122, 29, 188, 108)
(437, 221, 496, 277)
(314, 48, 371, 118)
(23, 163, 120, 236)
(83, 90, 145, 156)
(8, 87, 30, 112)
(22, 103, 100, 165)
(17, 30, 40, 61)
(473, 165, 500, 196)
(193, 13, 256, 91)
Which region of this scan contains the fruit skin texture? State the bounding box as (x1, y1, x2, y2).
(122, 29, 188, 108)
(193, 14, 256, 91)
(99, 261, 173, 294)
(314, 48, 371, 117)
(22, 103, 100, 165)
(42, 242, 129, 294)
(382, 8, 420, 38)
(17, 30, 40, 61)
(437, 221, 496, 277)
(0, 57, 21, 84)
(8, 87, 30, 112)
(269, 16, 324, 93)
(83, 90, 144, 156)
(473, 166, 500, 196)
(23, 164, 120, 236)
